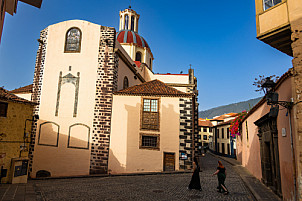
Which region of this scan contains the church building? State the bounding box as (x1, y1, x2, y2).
(20, 7, 198, 178)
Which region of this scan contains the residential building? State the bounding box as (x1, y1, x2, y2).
(211, 113, 237, 157)
(0, 87, 36, 183)
(19, 7, 198, 178)
(198, 118, 213, 150)
(254, 0, 302, 199)
(0, 0, 42, 44)
(10, 84, 33, 101)
(238, 70, 294, 199)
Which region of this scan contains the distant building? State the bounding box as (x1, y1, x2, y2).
(198, 118, 213, 150)
(210, 113, 237, 157)
(0, 0, 42, 44)
(0, 87, 36, 183)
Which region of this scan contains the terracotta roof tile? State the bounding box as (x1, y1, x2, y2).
(10, 84, 33, 94)
(114, 79, 193, 97)
(0, 87, 36, 105)
(198, 119, 213, 127)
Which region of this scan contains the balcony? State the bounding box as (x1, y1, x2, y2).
(255, 0, 292, 56)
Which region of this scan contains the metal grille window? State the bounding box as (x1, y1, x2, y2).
(140, 134, 159, 150)
(263, 0, 282, 11)
(0, 102, 8, 117)
(142, 98, 159, 130)
(203, 135, 207, 140)
(142, 135, 157, 147)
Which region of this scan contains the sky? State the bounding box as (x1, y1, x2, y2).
(0, 0, 292, 111)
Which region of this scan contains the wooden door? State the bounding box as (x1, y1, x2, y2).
(163, 152, 175, 171)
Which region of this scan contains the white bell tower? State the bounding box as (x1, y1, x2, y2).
(119, 6, 140, 32)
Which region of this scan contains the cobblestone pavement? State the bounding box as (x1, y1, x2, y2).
(29, 154, 255, 201)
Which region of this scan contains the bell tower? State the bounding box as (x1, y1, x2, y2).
(119, 6, 140, 32)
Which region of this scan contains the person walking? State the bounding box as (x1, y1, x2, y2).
(212, 160, 229, 195)
(188, 157, 202, 191)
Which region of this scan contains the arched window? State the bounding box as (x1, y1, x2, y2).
(123, 76, 129, 89)
(64, 27, 82, 53)
(135, 52, 142, 62)
(124, 15, 129, 30)
(131, 16, 135, 31)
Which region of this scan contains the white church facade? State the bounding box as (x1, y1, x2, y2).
(14, 7, 199, 178)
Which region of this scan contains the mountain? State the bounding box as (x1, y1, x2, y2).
(199, 97, 262, 119)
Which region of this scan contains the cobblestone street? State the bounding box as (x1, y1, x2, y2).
(27, 154, 255, 201)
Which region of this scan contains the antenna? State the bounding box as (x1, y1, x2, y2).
(129, 0, 131, 8)
(189, 64, 192, 69)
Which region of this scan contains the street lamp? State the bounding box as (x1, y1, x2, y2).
(261, 77, 293, 117)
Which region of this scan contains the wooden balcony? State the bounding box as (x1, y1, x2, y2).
(255, 0, 292, 56)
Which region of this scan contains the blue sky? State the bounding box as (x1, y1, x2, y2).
(0, 0, 292, 110)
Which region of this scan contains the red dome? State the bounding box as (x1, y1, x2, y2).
(116, 30, 150, 50)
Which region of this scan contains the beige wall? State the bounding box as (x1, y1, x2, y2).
(238, 77, 295, 200)
(14, 93, 32, 101)
(32, 20, 102, 178)
(115, 42, 143, 90)
(109, 95, 180, 173)
(154, 74, 189, 84)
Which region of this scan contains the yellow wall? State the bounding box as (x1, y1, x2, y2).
(0, 101, 34, 183)
(109, 95, 180, 173)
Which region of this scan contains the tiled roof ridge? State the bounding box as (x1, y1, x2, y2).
(10, 84, 33, 93)
(0, 87, 36, 105)
(114, 79, 193, 97)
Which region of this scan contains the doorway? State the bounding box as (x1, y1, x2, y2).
(163, 152, 175, 171)
(255, 114, 282, 196)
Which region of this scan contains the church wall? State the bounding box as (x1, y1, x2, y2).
(31, 20, 102, 177)
(117, 57, 143, 91)
(154, 74, 189, 85)
(109, 95, 180, 173)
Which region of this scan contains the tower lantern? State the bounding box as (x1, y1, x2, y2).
(119, 7, 140, 32)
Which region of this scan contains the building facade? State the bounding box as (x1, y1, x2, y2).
(25, 7, 198, 178)
(210, 113, 237, 157)
(255, 0, 302, 199)
(238, 70, 294, 200)
(0, 87, 36, 183)
(198, 119, 213, 149)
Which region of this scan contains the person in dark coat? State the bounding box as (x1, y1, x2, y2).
(188, 157, 202, 191)
(212, 160, 229, 195)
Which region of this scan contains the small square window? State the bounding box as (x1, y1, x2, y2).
(140, 134, 160, 150)
(203, 135, 207, 140)
(0, 102, 8, 117)
(203, 127, 207, 132)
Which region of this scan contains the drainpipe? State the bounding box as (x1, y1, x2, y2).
(288, 108, 297, 200)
